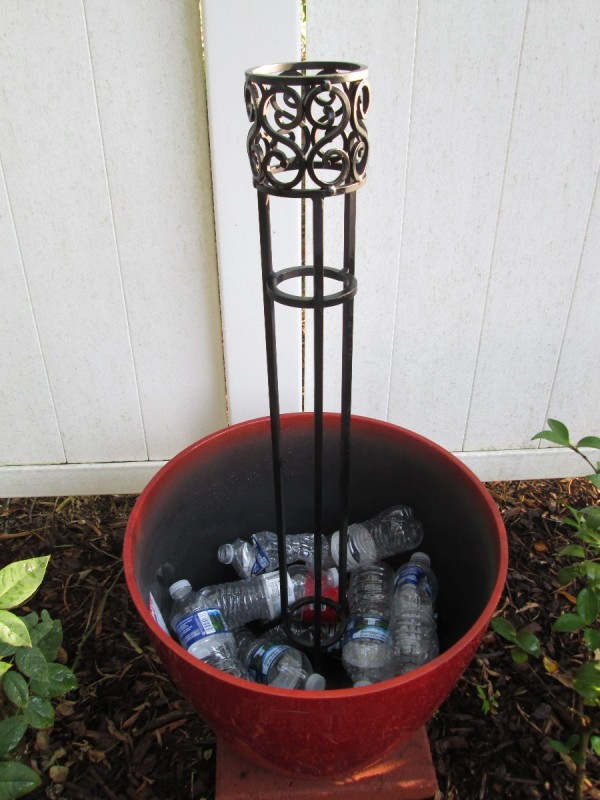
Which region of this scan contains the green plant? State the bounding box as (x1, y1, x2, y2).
(0, 556, 78, 799)
(491, 419, 599, 800)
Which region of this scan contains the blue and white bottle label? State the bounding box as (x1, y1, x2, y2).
(174, 608, 228, 650)
(248, 642, 289, 683)
(251, 536, 271, 575)
(344, 615, 390, 644)
(395, 564, 433, 599)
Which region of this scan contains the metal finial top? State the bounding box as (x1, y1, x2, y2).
(245, 61, 369, 198)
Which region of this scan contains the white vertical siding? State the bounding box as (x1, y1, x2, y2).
(307, 0, 420, 418)
(0, 160, 65, 465)
(464, 0, 600, 451)
(0, 2, 147, 465)
(202, 0, 303, 424)
(0, 0, 226, 494)
(83, 0, 226, 460)
(0, 0, 598, 496)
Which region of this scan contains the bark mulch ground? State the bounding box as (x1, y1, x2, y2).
(0, 478, 598, 799)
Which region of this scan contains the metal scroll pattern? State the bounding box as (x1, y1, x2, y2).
(245, 70, 369, 195)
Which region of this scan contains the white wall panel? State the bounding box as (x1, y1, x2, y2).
(388, 0, 526, 448)
(202, 0, 302, 423)
(83, 0, 226, 459)
(0, 161, 65, 465)
(0, 2, 147, 464)
(545, 169, 600, 441)
(464, 1, 600, 450)
(308, 0, 419, 418)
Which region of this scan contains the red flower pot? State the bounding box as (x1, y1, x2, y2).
(123, 413, 507, 778)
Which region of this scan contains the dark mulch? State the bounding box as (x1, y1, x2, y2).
(0, 478, 598, 799)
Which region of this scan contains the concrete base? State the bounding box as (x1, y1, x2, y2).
(215, 726, 439, 800)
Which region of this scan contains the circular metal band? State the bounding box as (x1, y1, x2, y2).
(267, 265, 357, 308)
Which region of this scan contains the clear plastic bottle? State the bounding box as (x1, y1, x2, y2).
(330, 505, 424, 570)
(169, 580, 243, 677)
(341, 562, 395, 686)
(390, 552, 439, 675)
(218, 531, 334, 579)
(234, 627, 326, 690)
(197, 565, 339, 629)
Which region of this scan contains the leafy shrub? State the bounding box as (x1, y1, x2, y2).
(491, 419, 599, 800)
(0, 556, 78, 799)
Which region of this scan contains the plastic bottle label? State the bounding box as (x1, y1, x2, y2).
(148, 592, 169, 634)
(344, 615, 390, 644)
(248, 642, 290, 683)
(174, 608, 228, 650)
(394, 564, 433, 599)
(258, 572, 288, 618)
(250, 536, 271, 575)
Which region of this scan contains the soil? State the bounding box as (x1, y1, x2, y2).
(0, 478, 598, 799)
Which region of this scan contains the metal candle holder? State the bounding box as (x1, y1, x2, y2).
(245, 61, 369, 665)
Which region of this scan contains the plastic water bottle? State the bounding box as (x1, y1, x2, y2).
(218, 531, 335, 579)
(390, 552, 439, 674)
(197, 565, 339, 629)
(234, 627, 326, 690)
(330, 505, 424, 570)
(169, 580, 243, 677)
(341, 562, 394, 686)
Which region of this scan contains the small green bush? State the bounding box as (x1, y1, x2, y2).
(0, 556, 78, 800)
(491, 419, 599, 800)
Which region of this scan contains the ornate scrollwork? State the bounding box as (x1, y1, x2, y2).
(245, 62, 369, 196)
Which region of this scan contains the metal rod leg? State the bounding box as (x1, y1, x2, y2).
(338, 191, 357, 612)
(257, 192, 288, 622)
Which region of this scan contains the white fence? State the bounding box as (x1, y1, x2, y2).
(1, 0, 599, 497)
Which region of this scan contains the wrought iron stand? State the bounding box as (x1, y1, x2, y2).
(244, 62, 370, 665)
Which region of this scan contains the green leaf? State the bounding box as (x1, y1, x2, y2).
(0, 661, 11, 678)
(24, 696, 54, 729)
(583, 561, 600, 585)
(584, 628, 600, 652)
(581, 506, 600, 531)
(577, 588, 599, 625)
(32, 617, 62, 662)
(531, 430, 571, 447)
(515, 630, 541, 657)
(0, 716, 27, 757)
(573, 662, 600, 700)
(0, 760, 41, 800)
(591, 735, 600, 757)
(2, 671, 29, 708)
(19, 613, 38, 632)
(587, 473, 600, 489)
(30, 663, 78, 700)
(14, 646, 47, 682)
(548, 739, 570, 754)
(577, 436, 600, 451)
(0, 557, 50, 610)
(579, 527, 600, 546)
(0, 612, 31, 649)
(557, 544, 586, 559)
(553, 613, 585, 633)
(491, 617, 517, 642)
(557, 564, 580, 586)
(511, 648, 529, 664)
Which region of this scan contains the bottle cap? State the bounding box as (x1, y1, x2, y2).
(169, 579, 191, 598)
(305, 673, 326, 691)
(411, 552, 430, 567)
(353, 680, 372, 688)
(218, 544, 234, 564)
